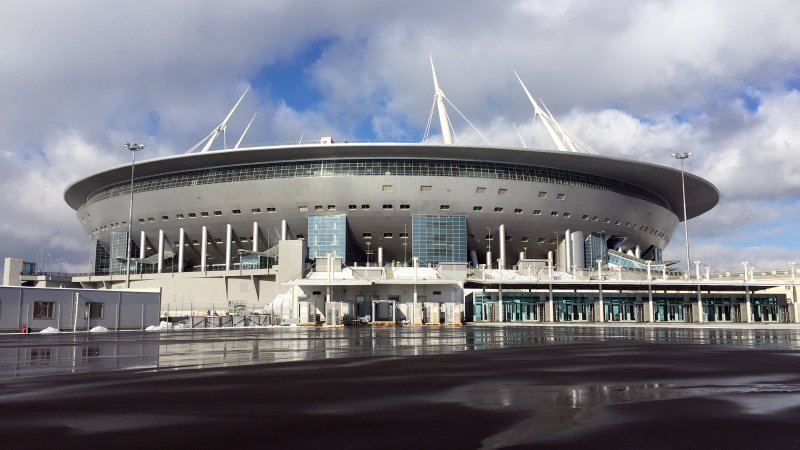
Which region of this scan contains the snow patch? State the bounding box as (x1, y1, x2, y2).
(38, 327, 60, 334)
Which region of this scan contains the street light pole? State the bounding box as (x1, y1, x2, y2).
(124, 143, 145, 288)
(672, 152, 692, 279)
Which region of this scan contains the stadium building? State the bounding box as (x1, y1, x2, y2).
(55, 65, 798, 325)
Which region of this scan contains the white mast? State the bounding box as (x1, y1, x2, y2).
(200, 85, 251, 153)
(539, 99, 578, 152)
(234, 112, 258, 150)
(430, 55, 454, 145)
(514, 71, 567, 152)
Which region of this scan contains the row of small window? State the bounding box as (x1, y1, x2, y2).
(362, 232, 409, 239)
(30, 301, 103, 319)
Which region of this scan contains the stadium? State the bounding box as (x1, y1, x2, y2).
(52, 66, 796, 325)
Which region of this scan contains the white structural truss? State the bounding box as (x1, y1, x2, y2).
(186, 86, 251, 154)
(515, 72, 596, 154)
(424, 55, 491, 146)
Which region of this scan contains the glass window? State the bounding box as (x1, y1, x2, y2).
(33, 302, 56, 320)
(494, 207, 503, 212)
(476, 187, 486, 193)
(383, 204, 393, 210)
(361, 204, 370, 210)
(232, 209, 242, 215)
(214, 211, 222, 216)
(557, 193, 566, 200)
(298, 206, 308, 212)
(176, 213, 185, 219)
(382, 185, 393, 192)
(200, 212, 209, 217)
(348, 204, 357, 210)
(315, 205, 323, 211)
(400, 204, 410, 210)
(533, 209, 542, 215)
(363, 232, 372, 238)
(473, 206, 483, 211)
(162, 216, 169, 221)
(420, 185, 432, 192)
(538, 191, 547, 198)
(440, 205, 450, 210)
(498, 188, 508, 195)
(514, 208, 523, 214)
(251, 208, 261, 214)
(84, 302, 104, 319)
(189, 213, 197, 218)
(328, 205, 336, 210)
(384, 232, 393, 239)
(266, 207, 276, 213)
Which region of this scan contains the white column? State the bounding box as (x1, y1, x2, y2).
(225, 223, 232, 271)
(201, 226, 208, 272)
(564, 229, 572, 273)
(178, 228, 185, 273)
(157, 229, 164, 273)
(486, 251, 492, 270)
(252, 221, 259, 252)
(139, 230, 146, 259)
(378, 247, 383, 267)
(519, 251, 525, 262)
(696, 288, 704, 323)
(281, 219, 287, 241)
(499, 224, 506, 269)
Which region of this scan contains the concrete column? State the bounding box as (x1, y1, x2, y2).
(548, 284, 554, 322)
(635, 245, 641, 259)
(413, 284, 418, 324)
(598, 284, 605, 323)
(225, 224, 232, 271)
(252, 221, 259, 252)
(281, 220, 287, 241)
(499, 224, 506, 269)
(519, 251, 525, 262)
(696, 287, 704, 322)
(378, 247, 383, 267)
(564, 229, 572, 272)
(157, 229, 164, 273)
(647, 285, 654, 322)
(201, 226, 208, 272)
(178, 228, 185, 273)
(139, 230, 146, 259)
(744, 288, 752, 323)
(570, 231, 584, 270)
(486, 251, 492, 270)
(470, 250, 478, 267)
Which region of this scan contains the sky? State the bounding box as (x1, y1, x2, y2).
(1, 0, 799, 274)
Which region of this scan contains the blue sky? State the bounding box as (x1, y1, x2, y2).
(1, 0, 799, 273)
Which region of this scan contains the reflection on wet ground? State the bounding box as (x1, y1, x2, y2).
(2, 326, 800, 448)
(2, 325, 800, 378)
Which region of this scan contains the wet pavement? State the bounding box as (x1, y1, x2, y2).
(1, 325, 800, 448)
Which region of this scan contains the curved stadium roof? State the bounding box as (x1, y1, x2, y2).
(64, 143, 719, 219)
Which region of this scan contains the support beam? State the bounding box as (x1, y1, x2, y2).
(157, 229, 164, 273)
(252, 222, 259, 252)
(139, 230, 146, 260)
(201, 226, 208, 273)
(178, 228, 185, 273)
(499, 224, 506, 269)
(225, 224, 233, 271)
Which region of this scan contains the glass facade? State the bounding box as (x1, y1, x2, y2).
(109, 231, 138, 275)
(412, 214, 467, 266)
(308, 215, 351, 261)
(21, 261, 37, 275)
(87, 159, 668, 209)
(584, 233, 607, 269)
(91, 239, 110, 275)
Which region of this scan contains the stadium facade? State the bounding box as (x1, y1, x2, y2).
(52, 68, 798, 325)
